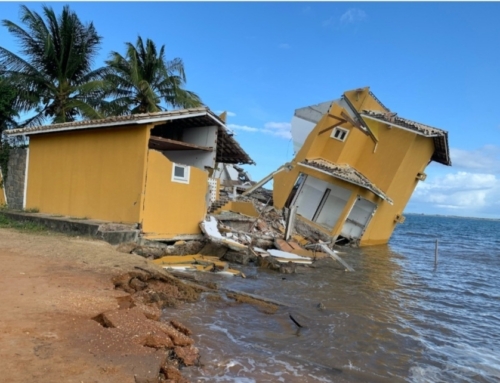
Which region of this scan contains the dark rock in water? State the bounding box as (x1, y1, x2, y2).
(222, 249, 256, 265)
(295, 219, 332, 243)
(199, 242, 228, 258)
(279, 262, 296, 274)
(257, 256, 296, 274)
(309, 257, 335, 269)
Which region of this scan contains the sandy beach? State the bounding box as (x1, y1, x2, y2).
(0, 228, 200, 383)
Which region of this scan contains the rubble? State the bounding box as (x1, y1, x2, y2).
(139, 184, 354, 279)
(152, 254, 245, 277)
(195, 190, 354, 274)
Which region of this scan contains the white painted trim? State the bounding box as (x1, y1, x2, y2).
(331, 127, 349, 142)
(23, 148, 29, 209)
(0, 168, 7, 205)
(171, 163, 190, 184)
(360, 114, 441, 137)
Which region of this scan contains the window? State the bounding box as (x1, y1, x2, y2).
(331, 127, 349, 142)
(172, 163, 190, 184)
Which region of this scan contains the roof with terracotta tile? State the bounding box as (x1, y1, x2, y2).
(360, 110, 451, 166)
(3, 107, 255, 165)
(299, 158, 393, 204)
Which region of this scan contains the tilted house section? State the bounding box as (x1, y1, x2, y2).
(273, 87, 451, 246)
(4, 107, 254, 239)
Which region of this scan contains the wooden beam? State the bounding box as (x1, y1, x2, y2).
(149, 136, 213, 151)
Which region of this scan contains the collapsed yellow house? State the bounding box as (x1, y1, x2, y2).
(266, 87, 451, 246)
(3, 107, 254, 239)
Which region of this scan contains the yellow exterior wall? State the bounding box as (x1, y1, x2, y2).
(218, 200, 260, 217)
(273, 167, 301, 208)
(0, 169, 5, 206)
(355, 127, 416, 191)
(332, 127, 370, 166)
(141, 150, 208, 238)
(360, 134, 435, 245)
(272, 88, 439, 246)
(26, 125, 150, 223)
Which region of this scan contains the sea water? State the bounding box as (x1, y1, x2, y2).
(167, 214, 500, 382)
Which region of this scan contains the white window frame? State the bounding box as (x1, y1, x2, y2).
(331, 127, 349, 142)
(172, 163, 190, 184)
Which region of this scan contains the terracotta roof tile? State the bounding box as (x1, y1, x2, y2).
(3, 107, 255, 165)
(4, 107, 213, 136)
(360, 110, 451, 166)
(299, 158, 393, 204)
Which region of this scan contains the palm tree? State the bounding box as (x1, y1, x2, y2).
(104, 36, 202, 115)
(0, 77, 18, 132)
(0, 5, 107, 126)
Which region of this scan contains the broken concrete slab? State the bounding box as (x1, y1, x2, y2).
(267, 249, 313, 264)
(151, 254, 245, 277)
(222, 249, 257, 265)
(200, 216, 248, 252)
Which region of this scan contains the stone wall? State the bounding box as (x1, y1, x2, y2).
(5, 147, 28, 210)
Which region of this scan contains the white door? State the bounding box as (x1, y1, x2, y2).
(340, 197, 377, 240)
(293, 175, 351, 230)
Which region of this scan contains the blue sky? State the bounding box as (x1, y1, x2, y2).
(1, 2, 500, 218)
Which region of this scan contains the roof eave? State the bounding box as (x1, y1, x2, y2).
(298, 161, 393, 205)
(4, 108, 219, 137)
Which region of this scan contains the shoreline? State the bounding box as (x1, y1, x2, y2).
(0, 228, 206, 383)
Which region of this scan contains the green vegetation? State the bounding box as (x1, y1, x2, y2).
(0, 142, 9, 185)
(104, 37, 202, 115)
(0, 212, 47, 232)
(0, 5, 108, 126)
(0, 4, 202, 128)
(0, 77, 18, 132)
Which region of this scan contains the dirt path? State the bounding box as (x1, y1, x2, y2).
(0, 229, 185, 383)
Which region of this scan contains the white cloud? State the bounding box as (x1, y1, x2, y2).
(215, 110, 236, 117)
(226, 122, 291, 139)
(262, 122, 292, 139)
(278, 43, 290, 49)
(340, 8, 367, 24)
(227, 124, 258, 133)
(406, 146, 500, 217)
(450, 145, 500, 173)
(412, 171, 500, 212)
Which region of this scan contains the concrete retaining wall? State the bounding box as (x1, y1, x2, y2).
(5, 147, 28, 210)
(1, 211, 140, 245)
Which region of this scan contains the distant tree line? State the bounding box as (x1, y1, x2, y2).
(0, 4, 202, 134)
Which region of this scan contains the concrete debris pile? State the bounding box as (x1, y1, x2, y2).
(198, 200, 353, 274)
(151, 254, 245, 277)
(120, 196, 354, 276)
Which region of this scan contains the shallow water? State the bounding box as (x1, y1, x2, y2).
(166, 214, 500, 382)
